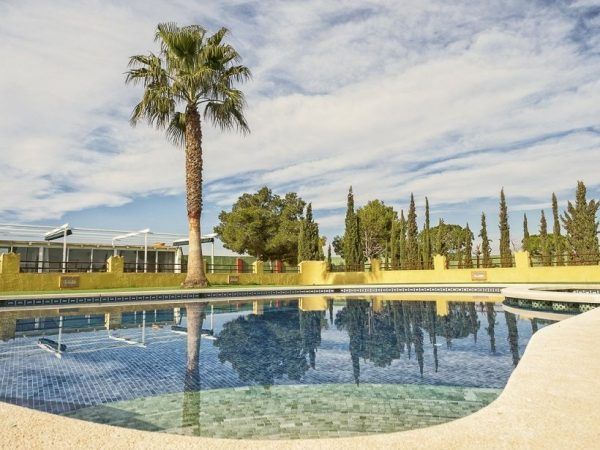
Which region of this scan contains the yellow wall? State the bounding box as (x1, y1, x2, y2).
(0, 255, 299, 293)
(2, 252, 600, 293)
(298, 252, 600, 285)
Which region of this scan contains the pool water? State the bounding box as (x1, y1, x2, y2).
(0, 298, 552, 439)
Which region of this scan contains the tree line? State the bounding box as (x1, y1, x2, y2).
(214, 181, 599, 267)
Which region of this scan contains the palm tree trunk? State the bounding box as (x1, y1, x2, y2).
(183, 105, 208, 287)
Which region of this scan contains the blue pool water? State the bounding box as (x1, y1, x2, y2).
(0, 298, 551, 438)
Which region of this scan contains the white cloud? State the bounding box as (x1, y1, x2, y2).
(0, 0, 598, 248)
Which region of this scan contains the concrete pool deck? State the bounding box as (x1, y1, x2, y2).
(1, 299, 599, 448)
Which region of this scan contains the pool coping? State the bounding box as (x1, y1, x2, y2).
(1, 288, 600, 448)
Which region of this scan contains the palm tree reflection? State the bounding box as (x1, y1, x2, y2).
(182, 303, 205, 433)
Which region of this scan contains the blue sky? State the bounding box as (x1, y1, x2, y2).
(0, 0, 599, 254)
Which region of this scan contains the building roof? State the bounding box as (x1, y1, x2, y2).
(0, 223, 189, 249)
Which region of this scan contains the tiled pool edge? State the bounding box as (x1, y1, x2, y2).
(1, 302, 599, 448)
(0, 284, 504, 310)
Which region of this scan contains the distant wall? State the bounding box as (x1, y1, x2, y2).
(2, 251, 600, 293)
(298, 252, 600, 285)
(0, 254, 299, 292)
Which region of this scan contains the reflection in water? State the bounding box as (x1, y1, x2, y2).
(300, 310, 324, 369)
(327, 299, 334, 325)
(182, 304, 204, 433)
(215, 308, 309, 385)
(531, 318, 539, 334)
(486, 302, 497, 353)
(0, 296, 568, 438)
(505, 311, 520, 366)
(468, 304, 479, 343)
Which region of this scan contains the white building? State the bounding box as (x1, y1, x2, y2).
(0, 224, 216, 273)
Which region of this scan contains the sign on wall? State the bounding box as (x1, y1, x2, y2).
(471, 271, 487, 281)
(59, 276, 80, 288)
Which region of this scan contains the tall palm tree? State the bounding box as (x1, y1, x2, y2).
(126, 23, 251, 287)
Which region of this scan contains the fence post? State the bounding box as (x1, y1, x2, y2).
(370, 258, 381, 273)
(298, 261, 327, 285)
(0, 253, 20, 274)
(433, 254, 447, 271)
(514, 251, 531, 269)
(274, 260, 283, 273)
(236, 258, 244, 273)
(107, 256, 124, 274)
(252, 260, 264, 274)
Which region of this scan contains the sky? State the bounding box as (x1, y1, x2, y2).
(1, 0, 599, 254)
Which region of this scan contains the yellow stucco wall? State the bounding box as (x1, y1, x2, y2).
(298, 252, 600, 285)
(0, 254, 299, 292)
(2, 251, 600, 293)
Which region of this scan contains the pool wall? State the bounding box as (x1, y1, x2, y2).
(1, 297, 599, 448)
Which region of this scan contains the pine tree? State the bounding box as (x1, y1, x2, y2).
(464, 223, 474, 268)
(398, 210, 407, 269)
(499, 188, 512, 267)
(522, 213, 530, 251)
(343, 187, 362, 267)
(552, 193, 564, 266)
(406, 194, 420, 269)
(539, 210, 551, 267)
(480, 213, 492, 268)
(422, 197, 432, 269)
(561, 181, 600, 264)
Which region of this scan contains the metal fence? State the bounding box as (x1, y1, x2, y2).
(20, 260, 107, 273)
(19, 260, 298, 274)
(529, 253, 600, 267)
(447, 255, 515, 269)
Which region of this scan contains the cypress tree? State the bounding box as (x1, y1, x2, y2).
(326, 244, 332, 270)
(390, 220, 399, 269)
(298, 203, 320, 261)
(522, 213, 530, 251)
(343, 187, 362, 267)
(561, 181, 600, 264)
(406, 194, 420, 269)
(499, 188, 512, 267)
(422, 197, 432, 269)
(355, 215, 363, 265)
(539, 210, 551, 266)
(398, 210, 407, 269)
(435, 219, 444, 256)
(456, 232, 464, 268)
(552, 193, 564, 266)
(317, 235, 324, 261)
(480, 213, 492, 268)
(298, 211, 307, 262)
(464, 223, 473, 269)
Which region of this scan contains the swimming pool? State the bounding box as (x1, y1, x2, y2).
(0, 297, 552, 439)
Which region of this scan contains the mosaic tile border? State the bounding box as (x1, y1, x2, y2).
(0, 285, 503, 310)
